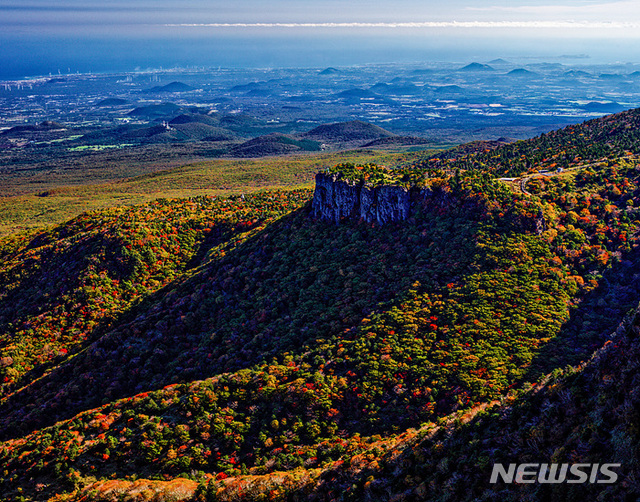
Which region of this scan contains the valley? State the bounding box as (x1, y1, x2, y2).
(0, 102, 640, 500)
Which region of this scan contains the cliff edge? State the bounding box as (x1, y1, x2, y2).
(311, 165, 429, 224)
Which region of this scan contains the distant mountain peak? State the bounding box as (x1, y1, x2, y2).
(507, 68, 538, 77)
(144, 81, 196, 93)
(97, 97, 129, 107)
(487, 58, 512, 65)
(459, 62, 495, 72)
(302, 120, 396, 144)
(319, 67, 340, 75)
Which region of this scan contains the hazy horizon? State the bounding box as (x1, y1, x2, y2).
(2, 0, 640, 79)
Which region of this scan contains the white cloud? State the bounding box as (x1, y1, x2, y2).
(165, 21, 640, 29)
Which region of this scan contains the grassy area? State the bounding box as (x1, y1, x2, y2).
(67, 143, 134, 152)
(0, 149, 416, 236)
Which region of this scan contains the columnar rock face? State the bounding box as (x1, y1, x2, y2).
(312, 172, 426, 224)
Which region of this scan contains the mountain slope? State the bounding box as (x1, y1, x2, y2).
(421, 106, 640, 176)
(169, 113, 221, 127)
(228, 133, 321, 157)
(2, 109, 640, 500)
(301, 120, 396, 146)
(144, 82, 196, 93)
(302, 302, 640, 501)
(0, 192, 310, 406)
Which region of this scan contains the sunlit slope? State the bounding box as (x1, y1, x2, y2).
(304, 301, 640, 502)
(422, 106, 640, 176)
(0, 168, 632, 499)
(0, 191, 311, 405)
(0, 149, 408, 236)
(1, 108, 640, 501)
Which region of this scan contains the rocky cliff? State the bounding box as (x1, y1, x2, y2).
(312, 172, 428, 224)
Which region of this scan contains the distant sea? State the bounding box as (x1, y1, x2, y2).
(0, 34, 635, 80)
(0, 35, 463, 79)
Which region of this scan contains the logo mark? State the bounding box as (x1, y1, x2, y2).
(490, 463, 621, 484)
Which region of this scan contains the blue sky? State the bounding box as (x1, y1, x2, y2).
(1, 1, 640, 77)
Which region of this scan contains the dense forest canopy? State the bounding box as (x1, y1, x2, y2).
(1, 108, 640, 501)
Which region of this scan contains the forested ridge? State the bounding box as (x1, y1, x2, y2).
(419, 107, 640, 176)
(1, 108, 640, 501)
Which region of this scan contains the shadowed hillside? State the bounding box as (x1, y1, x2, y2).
(1, 109, 640, 501)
